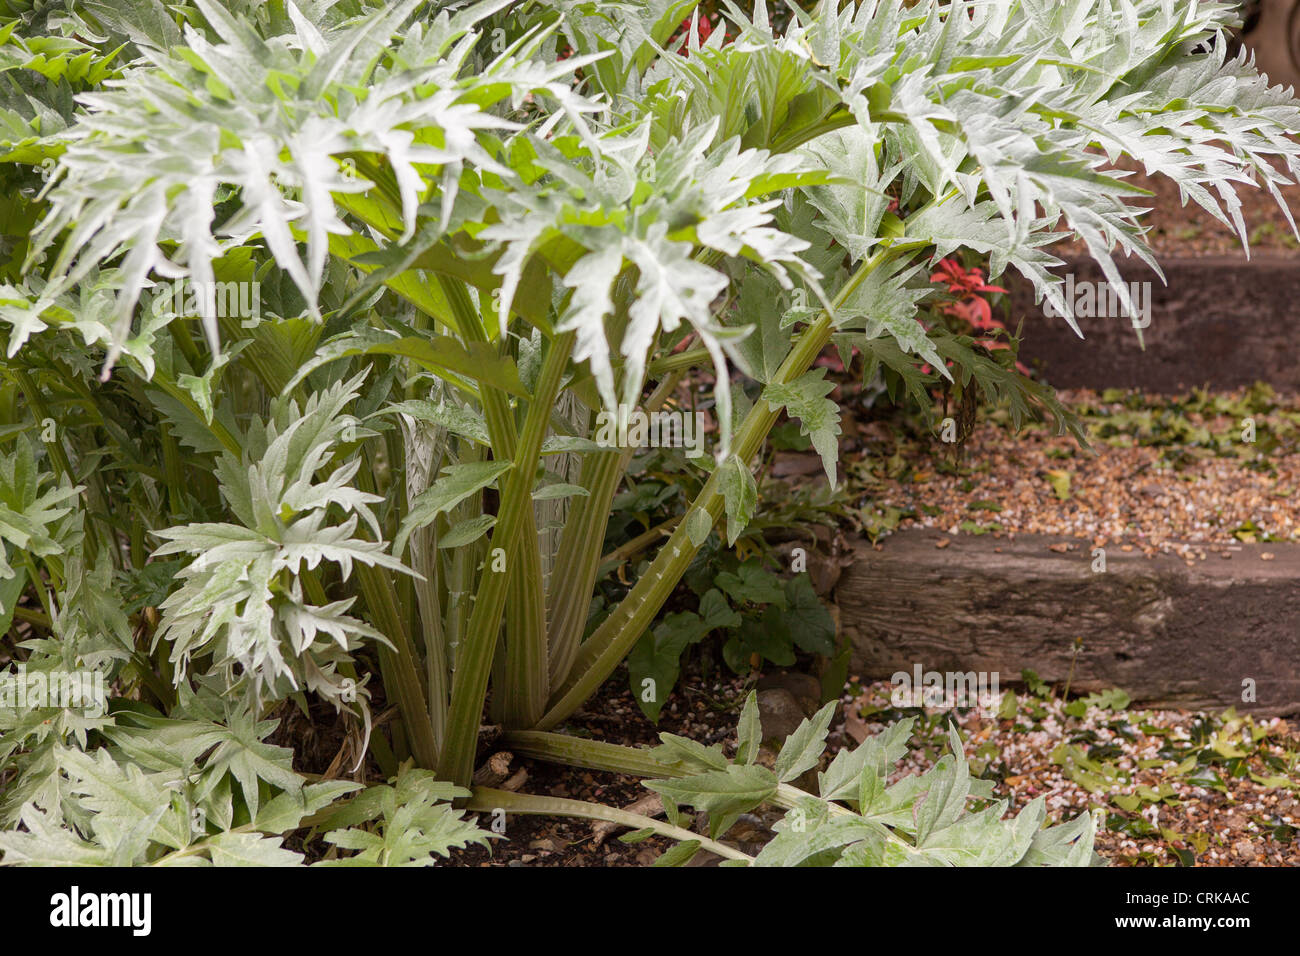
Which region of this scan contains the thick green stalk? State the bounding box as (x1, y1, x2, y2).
(411, 512, 449, 751)
(505, 729, 855, 816)
(599, 514, 681, 568)
(545, 370, 683, 688)
(434, 276, 558, 736)
(396, 374, 451, 756)
(438, 300, 575, 784)
(504, 730, 675, 778)
(444, 439, 483, 669)
(355, 560, 438, 769)
(352, 455, 437, 768)
(466, 787, 752, 862)
(647, 347, 710, 376)
(538, 498, 722, 729)
(543, 448, 621, 686)
(498, 539, 548, 726)
(538, 247, 915, 729)
(496, 335, 578, 727)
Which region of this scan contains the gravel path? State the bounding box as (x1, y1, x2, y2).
(849, 385, 1300, 561)
(846, 679, 1299, 867)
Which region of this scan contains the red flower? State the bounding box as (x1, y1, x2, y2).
(930, 257, 1007, 332)
(926, 257, 1028, 373)
(930, 258, 1006, 298)
(670, 14, 715, 56)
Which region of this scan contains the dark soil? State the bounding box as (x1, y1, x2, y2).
(455, 664, 750, 867)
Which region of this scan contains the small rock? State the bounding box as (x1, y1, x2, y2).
(730, 812, 770, 843)
(758, 672, 824, 717)
(757, 688, 805, 742)
(1233, 840, 1256, 860)
(685, 849, 721, 867)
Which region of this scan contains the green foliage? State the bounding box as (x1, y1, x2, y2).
(627, 549, 835, 721)
(643, 692, 1102, 866)
(311, 765, 493, 866)
(761, 369, 842, 485)
(0, 736, 487, 865)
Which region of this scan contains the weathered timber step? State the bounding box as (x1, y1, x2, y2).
(1009, 255, 1300, 392)
(835, 529, 1300, 715)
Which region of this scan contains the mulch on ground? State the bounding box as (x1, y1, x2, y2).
(841, 384, 1300, 560)
(456, 665, 743, 867)
(848, 679, 1299, 867)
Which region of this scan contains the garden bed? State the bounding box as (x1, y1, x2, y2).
(451, 664, 1300, 867)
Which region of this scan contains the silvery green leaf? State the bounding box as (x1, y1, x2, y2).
(735, 691, 761, 766)
(532, 481, 589, 501)
(911, 725, 973, 844)
(644, 763, 778, 839)
(650, 733, 731, 773)
(436, 514, 496, 549)
(773, 700, 836, 783)
(761, 370, 841, 487)
(395, 459, 512, 558)
(0, 805, 112, 866)
(652, 839, 701, 867)
(818, 716, 914, 803)
(683, 507, 714, 547)
(717, 453, 757, 546)
(254, 780, 362, 835)
(205, 831, 305, 867)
